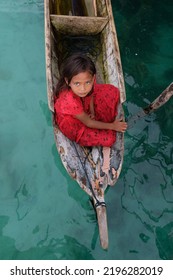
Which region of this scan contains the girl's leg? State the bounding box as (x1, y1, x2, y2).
(77, 127, 116, 147)
(58, 116, 85, 142)
(94, 85, 120, 123)
(59, 116, 115, 147)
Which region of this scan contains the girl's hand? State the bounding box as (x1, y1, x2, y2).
(76, 112, 127, 131)
(111, 119, 127, 132)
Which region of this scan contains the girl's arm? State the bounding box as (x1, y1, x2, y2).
(75, 112, 127, 132)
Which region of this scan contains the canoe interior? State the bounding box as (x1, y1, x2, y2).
(46, 0, 126, 111)
(45, 0, 125, 204)
(51, 0, 97, 17)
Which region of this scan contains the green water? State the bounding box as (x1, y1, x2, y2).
(0, 0, 173, 260)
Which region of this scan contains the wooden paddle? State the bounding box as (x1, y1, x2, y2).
(127, 82, 173, 128)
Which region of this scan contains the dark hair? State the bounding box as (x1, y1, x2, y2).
(55, 53, 96, 97)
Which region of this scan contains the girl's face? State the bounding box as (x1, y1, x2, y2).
(67, 71, 95, 97)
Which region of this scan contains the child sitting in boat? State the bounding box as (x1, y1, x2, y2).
(54, 54, 127, 146)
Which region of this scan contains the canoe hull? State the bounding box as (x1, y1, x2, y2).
(44, 0, 126, 249)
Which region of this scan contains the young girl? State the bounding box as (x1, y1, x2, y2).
(54, 54, 127, 147)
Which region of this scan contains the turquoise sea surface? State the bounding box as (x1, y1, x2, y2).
(0, 0, 173, 260)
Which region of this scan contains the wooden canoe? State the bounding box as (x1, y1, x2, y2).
(44, 0, 126, 249)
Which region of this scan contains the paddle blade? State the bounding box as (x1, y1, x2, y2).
(143, 82, 173, 114)
(128, 82, 173, 128)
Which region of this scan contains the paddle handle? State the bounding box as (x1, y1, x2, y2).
(127, 82, 173, 128)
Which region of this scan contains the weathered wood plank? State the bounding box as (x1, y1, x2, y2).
(50, 15, 108, 35)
